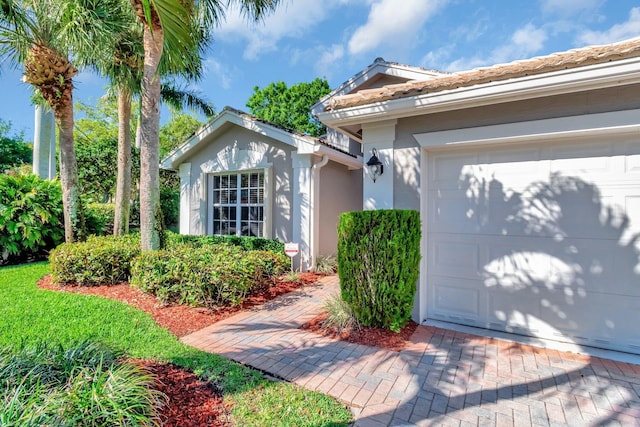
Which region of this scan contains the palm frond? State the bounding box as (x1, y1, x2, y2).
(160, 83, 215, 117)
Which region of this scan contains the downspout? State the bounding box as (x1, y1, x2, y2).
(310, 155, 329, 271)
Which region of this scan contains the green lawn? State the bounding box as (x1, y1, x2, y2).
(0, 262, 352, 426)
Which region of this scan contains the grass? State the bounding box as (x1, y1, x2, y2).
(0, 341, 163, 426)
(0, 262, 353, 426)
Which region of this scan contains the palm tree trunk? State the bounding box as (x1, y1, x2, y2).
(55, 89, 81, 243)
(114, 87, 132, 236)
(139, 22, 163, 250)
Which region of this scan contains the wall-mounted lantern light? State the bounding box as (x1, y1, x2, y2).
(366, 148, 384, 183)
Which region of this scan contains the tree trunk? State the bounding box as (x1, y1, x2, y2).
(139, 22, 163, 250)
(114, 87, 132, 236)
(55, 89, 81, 243)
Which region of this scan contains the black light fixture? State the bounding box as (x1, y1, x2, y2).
(366, 148, 384, 183)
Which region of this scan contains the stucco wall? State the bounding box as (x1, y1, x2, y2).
(182, 125, 295, 243)
(318, 161, 363, 256)
(390, 83, 640, 210)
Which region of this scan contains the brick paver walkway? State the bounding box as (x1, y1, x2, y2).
(182, 276, 640, 426)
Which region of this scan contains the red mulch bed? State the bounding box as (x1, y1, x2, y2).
(300, 312, 418, 352)
(38, 273, 417, 424)
(139, 360, 229, 427)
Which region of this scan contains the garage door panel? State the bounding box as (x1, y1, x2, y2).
(426, 137, 640, 354)
(428, 277, 482, 326)
(430, 152, 479, 189)
(623, 195, 640, 238)
(429, 236, 480, 279)
(428, 191, 480, 234)
(627, 154, 640, 173)
(428, 190, 558, 237)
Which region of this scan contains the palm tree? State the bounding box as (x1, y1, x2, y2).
(99, 23, 214, 236)
(101, 25, 143, 236)
(0, 0, 128, 243)
(131, 0, 282, 250)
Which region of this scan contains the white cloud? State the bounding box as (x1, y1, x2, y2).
(315, 44, 346, 78)
(201, 58, 236, 90)
(347, 0, 447, 56)
(216, 1, 346, 60)
(540, 0, 603, 16)
(446, 23, 548, 71)
(578, 7, 640, 45)
(419, 46, 452, 70)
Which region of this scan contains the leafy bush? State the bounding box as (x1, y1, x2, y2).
(337, 209, 421, 332)
(165, 230, 285, 253)
(49, 234, 140, 285)
(130, 244, 288, 308)
(85, 202, 115, 236)
(0, 174, 64, 265)
(0, 340, 164, 426)
(160, 186, 179, 227)
(0, 119, 31, 172)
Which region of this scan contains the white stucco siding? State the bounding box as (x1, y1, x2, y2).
(318, 161, 362, 256)
(183, 126, 294, 243)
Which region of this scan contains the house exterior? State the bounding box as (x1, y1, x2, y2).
(160, 107, 362, 271)
(316, 38, 640, 355)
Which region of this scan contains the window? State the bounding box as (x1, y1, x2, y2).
(211, 171, 264, 237)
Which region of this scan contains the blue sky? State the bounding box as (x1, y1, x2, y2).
(1, 0, 638, 139)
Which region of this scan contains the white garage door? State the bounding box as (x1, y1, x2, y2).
(426, 137, 640, 354)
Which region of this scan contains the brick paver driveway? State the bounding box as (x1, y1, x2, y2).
(183, 276, 640, 426)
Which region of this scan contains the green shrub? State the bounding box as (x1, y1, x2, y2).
(337, 209, 421, 332)
(0, 340, 164, 426)
(322, 293, 360, 332)
(0, 174, 64, 265)
(165, 230, 285, 253)
(160, 187, 179, 227)
(49, 234, 140, 285)
(85, 203, 115, 236)
(130, 245, 288, 308)
(314, 255, 337, 274)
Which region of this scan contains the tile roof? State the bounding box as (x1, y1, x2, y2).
(325, 37, 640, 111)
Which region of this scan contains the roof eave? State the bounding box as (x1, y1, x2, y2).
(311, 60, 443, 116)
(317, 56, 640, 131)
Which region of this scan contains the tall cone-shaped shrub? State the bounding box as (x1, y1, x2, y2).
(337, 209, 421, 331)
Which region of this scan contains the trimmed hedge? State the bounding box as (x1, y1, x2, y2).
(165, 230, 285, 253)
(49, 234, 140, 286)
(130, 245, 289, 308)
(337, 209, 421, 331)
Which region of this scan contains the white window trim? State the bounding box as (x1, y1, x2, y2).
(199, 147, 273, 238)
(206, 169, 270, 238)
